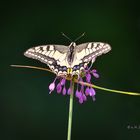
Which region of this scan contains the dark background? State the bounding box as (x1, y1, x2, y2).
(1, 0, 140, 140)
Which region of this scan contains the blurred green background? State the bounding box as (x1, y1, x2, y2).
(1, 0, 140, 139)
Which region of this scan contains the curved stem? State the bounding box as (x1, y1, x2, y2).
(78, 81, 140, 96)
(11, 64, 140, 96)
(10, 65, 53, 73)
(67, 81, 74, 140)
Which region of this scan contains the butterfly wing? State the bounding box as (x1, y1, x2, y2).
(24, 45, 69, 75)
(71, 42, 111, 70)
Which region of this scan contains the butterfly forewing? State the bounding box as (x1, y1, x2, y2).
(75, 42, 111, 63)
(24, 45, 69, 75)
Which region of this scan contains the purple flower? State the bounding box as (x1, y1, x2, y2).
(67, 88, 71, 95)
(49, 82, 55, 94)
(60, 78, 66, 86)
(75, 90, 82, 98)
(62, 87, 66, 95)
(56, 83, 62, 94)
(89, 88, 96, 96)
(48, 67, 99, 104)
(91, 70, 99, 78)
(85, 87, 90, 95)
(92, 69, 97, 73)
(86, 73, 91, 82)
(79, 97, 84, 104)
(82, 94, 87, 101)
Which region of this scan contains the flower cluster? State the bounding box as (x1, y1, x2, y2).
(49, 68, 99, 104)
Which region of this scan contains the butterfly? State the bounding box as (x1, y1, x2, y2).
(24, 41, 111, 76)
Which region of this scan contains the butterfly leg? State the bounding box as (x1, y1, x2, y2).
(88, 58, 95, 70)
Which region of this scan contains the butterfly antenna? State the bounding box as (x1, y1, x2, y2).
(74, 32, 85, 42)
(61, 32, 73, 42)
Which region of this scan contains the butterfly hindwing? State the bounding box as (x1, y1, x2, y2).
(24, 45, 69, 75)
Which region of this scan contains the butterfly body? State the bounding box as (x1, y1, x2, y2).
(67, 42, 76, 65)
(24, 42, 111, 76)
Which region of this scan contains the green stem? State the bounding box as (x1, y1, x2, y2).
(79, 81, 140, 96)
(67, 81, 74, 140)
(93, 84, 140, 96)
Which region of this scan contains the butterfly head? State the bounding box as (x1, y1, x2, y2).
(69, 42, 76, 48)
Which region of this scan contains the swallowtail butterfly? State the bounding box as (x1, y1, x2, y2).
(24, 42, 111, 76)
